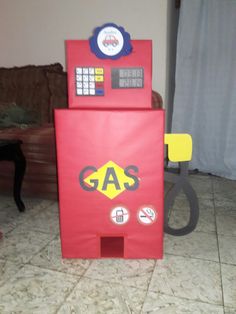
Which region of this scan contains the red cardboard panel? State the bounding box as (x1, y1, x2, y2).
(66, 40, 152, 108)
(55, 108, 164, 259)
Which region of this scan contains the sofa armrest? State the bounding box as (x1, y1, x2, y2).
(152, 90, 163, 109)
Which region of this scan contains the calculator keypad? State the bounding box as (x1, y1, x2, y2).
(75, 67, 104, 96)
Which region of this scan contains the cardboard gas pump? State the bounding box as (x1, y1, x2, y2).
(55, 24, 164, 258)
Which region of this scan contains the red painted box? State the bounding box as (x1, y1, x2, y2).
(66, 40, 152, 109)
(55, 108, 164, 259)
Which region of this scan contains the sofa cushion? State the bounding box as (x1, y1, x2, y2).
(0, 63, 63, 125)
(152, 90, 163, 109)
(0, 102, 38, 128)
(46, 71, 68, 122)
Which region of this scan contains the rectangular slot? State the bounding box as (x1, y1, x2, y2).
(100, 236, 124, 258)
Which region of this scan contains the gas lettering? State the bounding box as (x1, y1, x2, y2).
(79, 166, 98, 191)
(102, 167, 121, 191)
(79, 162, 139, 198)
(124, 165, 139, 190)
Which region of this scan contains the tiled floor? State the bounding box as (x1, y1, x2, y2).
(0, 174, 236, 313)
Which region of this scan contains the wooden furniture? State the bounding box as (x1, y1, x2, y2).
(0, 63, 67, 200)
(0, 139, 26, 211)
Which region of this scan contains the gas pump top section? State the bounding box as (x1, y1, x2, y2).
(66, 23, 152, 109)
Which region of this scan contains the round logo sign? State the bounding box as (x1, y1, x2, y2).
(137, 206, 157, 225)
(110, 206, 129, 225)
(90, 23, 132, 59)
(97, 26, 124, 57)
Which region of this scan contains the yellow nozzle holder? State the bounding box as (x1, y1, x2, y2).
(164, 134, 192, 162)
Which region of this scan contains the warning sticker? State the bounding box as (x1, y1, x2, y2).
(137, 206, 157, 225)
(110, 206, 129, 225)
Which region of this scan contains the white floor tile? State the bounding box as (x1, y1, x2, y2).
(30, 236, 92, 276)
(164, 231, 219, 262)
(142, 291, 224, 314)
(169, 197, 216, 234)
(0, 259, 23, 287)
(0, 264, 78, 314)
(221, 263, 236, 308)
(149, 255, 222, 305)
(0, 226, 54, 263)
(216, 214, 236, 236)
(218, 235, 236, 265)
(84, 259, 156, 290)
(58, 277, 146, 314)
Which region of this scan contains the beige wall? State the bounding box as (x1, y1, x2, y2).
(0, 0, 169, 103)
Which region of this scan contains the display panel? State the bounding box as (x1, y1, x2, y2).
(111, 68, 144, 89)
(66, 40, 152, 108)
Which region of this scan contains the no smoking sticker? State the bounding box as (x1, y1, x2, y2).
(110, 206, 129, 225)
(137, 206, 157, 225)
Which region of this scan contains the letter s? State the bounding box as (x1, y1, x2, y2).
(124, 165, 139, 191)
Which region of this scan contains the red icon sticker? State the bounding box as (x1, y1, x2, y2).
(137, 206, 157, 225)
(110, 206, 129, 225)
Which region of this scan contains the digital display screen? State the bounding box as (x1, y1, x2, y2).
(111, 68, 144, 89)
